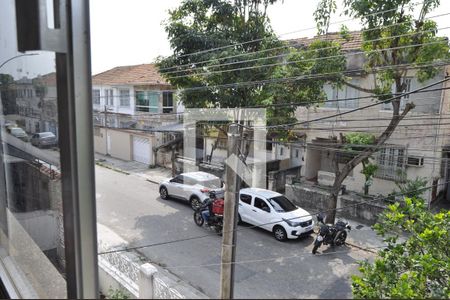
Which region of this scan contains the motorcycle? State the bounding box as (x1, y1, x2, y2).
(193, 191, 223, 235)
(312, 212, 351, 254)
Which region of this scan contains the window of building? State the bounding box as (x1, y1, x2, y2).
(163, 91, 173, 113)
(119, 89, 130, 107)
(280, 147, 284, 156)
(375, 146, 406, 181)
(135, 91, 159, 112)
(382, 78, 412, 111)
(92, 89, 100, 105)
(323, 79, 360, 109)
(105, 89, 113, 106)
(295, 149, 299, 158)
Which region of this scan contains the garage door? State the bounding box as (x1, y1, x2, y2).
(133, 136, 151, 164)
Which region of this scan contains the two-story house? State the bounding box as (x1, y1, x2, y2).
(292, 31, 450, 205)
(14, 73, 58, 137)
(91, 63, 183, 166)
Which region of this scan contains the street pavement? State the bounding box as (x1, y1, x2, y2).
(95, 165, 376, 299)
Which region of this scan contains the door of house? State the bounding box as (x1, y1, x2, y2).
(133, 136, 151, 164)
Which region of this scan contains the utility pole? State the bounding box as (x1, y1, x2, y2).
(220, 123, 242, 299)
(104, 105, 109, 156)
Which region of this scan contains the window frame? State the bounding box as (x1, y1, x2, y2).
(105, 89, 113, 106)
(239, 194, 252, 205)
(162, 91, 174, 113)
(375, 146, 407, 181)
(119, 89, 130, 107)
(254, 197, 270, 212)
(92, 89, 100, 105)
(382, 78, 412, 111)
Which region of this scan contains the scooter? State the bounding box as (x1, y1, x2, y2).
(312, 212, 351, 254)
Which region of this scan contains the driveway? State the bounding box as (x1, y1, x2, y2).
(95, 165, 374, 299)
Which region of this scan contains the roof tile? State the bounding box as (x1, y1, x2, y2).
(92, 64, 169, 86)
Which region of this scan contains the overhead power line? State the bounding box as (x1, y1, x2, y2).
(162, 24, 450, 76)
(165, 39, 450, 80)
(163, 1, 425, 62)
(251, 75, 450, 129)
(156, 60, 450, 94)
(159, 7, 448, 73)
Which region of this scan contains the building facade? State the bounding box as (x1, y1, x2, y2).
(91, 64, 183, 166)
(293, 32, 450, 204)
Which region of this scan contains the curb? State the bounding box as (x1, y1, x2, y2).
(95, 162, 130, 175)
(346, 241, 379, 254)
(146, 179, 160, 185)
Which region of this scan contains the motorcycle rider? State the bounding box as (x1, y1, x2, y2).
(201, 193, 216, 225)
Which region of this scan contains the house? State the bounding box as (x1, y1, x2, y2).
(291, 31, 450, 205)
(14, 73, 58, 136)
(91, 64, 183, 166)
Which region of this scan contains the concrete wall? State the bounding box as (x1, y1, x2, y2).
(285, 177, 387, 225)
(268, 166, 301, 193)
(13, 210, 58, 251)
(109, 130, 132, 161)
(94, 127, 156, 163)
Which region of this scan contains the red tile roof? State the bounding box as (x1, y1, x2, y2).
(288, 31, 362, 51)
(92, 64, 169, 86)
(33, 72, 57, 86)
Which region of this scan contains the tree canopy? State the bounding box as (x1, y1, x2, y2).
(352, 197, 450, 298)
(157, 0, 346, 131)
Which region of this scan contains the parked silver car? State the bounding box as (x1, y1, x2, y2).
(10, 127, 29, 141)
(31, 132, 58, 148)
(159, 171, 225, 210)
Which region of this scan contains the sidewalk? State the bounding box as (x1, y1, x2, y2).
(344, 219, 386, 252)
(95, 153, 172, 184)
(95, 153, 387, 253)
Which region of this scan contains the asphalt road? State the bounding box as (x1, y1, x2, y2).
(95, 166, 373, 299)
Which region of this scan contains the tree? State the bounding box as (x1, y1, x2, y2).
(352, 197, 450, 298)
(394, 175, 428, 199)
(0, 73, 16, 115)
(314, 0, 450, 223)
(157, 0, 346, 150)
(343, 132, 378, 195)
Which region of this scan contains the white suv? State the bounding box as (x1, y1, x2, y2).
(159, 171, 224, 210)
(238, 188, 314, 241)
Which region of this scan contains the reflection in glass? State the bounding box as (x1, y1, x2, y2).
(0, 1, 66, 298)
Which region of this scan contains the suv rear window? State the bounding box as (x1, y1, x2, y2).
(200, 178, 221, 189)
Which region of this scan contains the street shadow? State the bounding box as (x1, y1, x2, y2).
(319, 277, 352, 299)
(237, 221, 316, 245)
(156, 195, 193, 210)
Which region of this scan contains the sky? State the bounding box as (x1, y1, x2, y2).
(2, 0, 448, 78)
(89, 0, 450, 75)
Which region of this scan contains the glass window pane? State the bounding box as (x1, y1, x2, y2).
(0, 1, 66, 297)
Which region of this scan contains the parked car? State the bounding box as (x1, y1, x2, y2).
(159, 171, 225, 210)
(9, 127, 29, 141)
(30, 132, 58, 148)
(238, 188, 314, 241)
(5, 121, 17, 133)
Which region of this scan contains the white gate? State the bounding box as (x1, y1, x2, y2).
(133, 136, 151, 164)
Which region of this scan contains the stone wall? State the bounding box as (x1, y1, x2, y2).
(285, 175, 388, 225)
